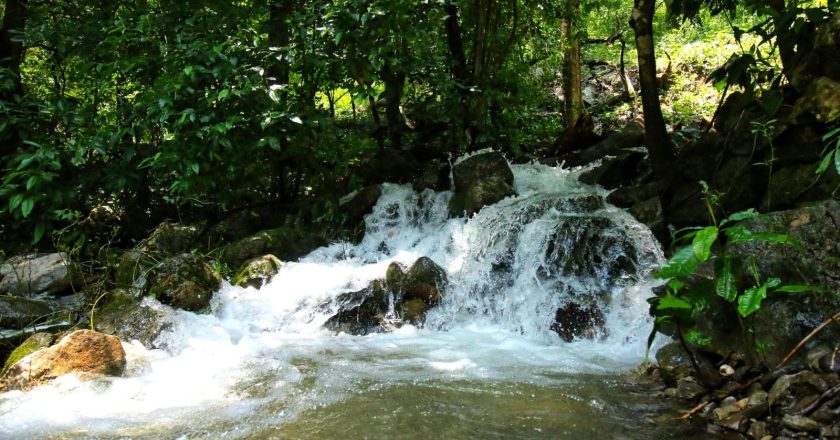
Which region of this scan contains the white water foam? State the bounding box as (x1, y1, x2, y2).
(0, 161, 665, 438)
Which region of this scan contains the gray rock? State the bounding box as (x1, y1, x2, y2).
(0, 253, 77, 296)
(94, 291, 176, 349)
(0, 296, 55, 328)
(781, 414, 822, 433)
(656, 342, 695, 386)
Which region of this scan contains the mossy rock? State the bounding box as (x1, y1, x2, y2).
(137, 222, 199, 255)
(149, 254, 222, 312)
(94, 289, 175, 349)
(1, 332, 54, 376)
(232, 255, 282, 289)
(221, 227, 327, 269)
(448, 152, 516, 217)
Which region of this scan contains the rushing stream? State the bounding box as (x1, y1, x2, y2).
(0, 161, 704, 439)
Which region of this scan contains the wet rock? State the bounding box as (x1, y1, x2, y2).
(323, 281, 391, 335)
(781, 414, 822, 433)
(676, 376, 707, 401)
(0, 253, 78, 296)
(411, 159, 451, 192)
(449, 152, 516, 217)
(232, 255, 282, 289)
(554, 114, 603, 155)
(1, 332, 54, 376)
(0, 330, 126, 392)
(0, 296, 55, 329)
(115, 249, 152, 294)
(807, 346, 840, 373)
(221, 227, 327, 269)
(385, 262, 406, 292)
(550, 302, 605, 342)
(137, 222, 199, 255)
(149, 254, 222, 312)
(402, 257, 446, 304)
(629, 196, 663, 229)
(656, 342, 695, 386)
(578, 149, 648, 190)
(399, 298, 428, 324)
(762, 162, 840, 211)
(339, 185, 382, 225)
(94, 291, 175, 349)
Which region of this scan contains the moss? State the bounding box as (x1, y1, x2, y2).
(1, 332, 54, 376)
(231, 255, 282, 288)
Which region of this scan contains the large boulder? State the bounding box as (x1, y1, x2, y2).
(148, 253, 222, 312)
(339, 185, 382, 225)
(449, 152, 516, 217)
(231, 255, 282, 289)
(550, 301, 606, 343)
(0, 330, 126, 392)
(411, 159, 451, 192)
(0, 253, 78, 296)
(94, 291, 175, 349)
(791, 76, 840, 124)
(220, 227, 327, 269)
(386, 258, 448, 324)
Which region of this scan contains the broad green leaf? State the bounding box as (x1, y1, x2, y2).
(656, 246, 701, 279)
(720, 208, 759, 227)
(657, 293, 693, 311)
(21, 198, 34, 218)
(190, 163, 200, 175)
(9, 194, 23, 212)
(724, 225, 753, 242)
(684, 330, 712, 346)
(715, 256, 737, 301)
(823, 126, 840, 142)
(751, 232, 796, 245)
(32, 221, 46, 244)
(667, 278, 686, 293)
(835, 147, 840, 175)
(774, 284, 823, 293)
(765, 277, 781, 289)
(817, 150, 833, 175)
(691, 226, 718, 261)
(738, 284, 768, 317)
(218, 89, 230, 100)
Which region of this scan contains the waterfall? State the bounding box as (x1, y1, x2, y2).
(0, 161, 666, 439)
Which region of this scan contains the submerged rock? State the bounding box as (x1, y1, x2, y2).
(232, 255, 283, 289)
(449, 152, 516, 217)
(0, 330, 126, 392)
(549, 302, 605, 342)
(323, 280, 391, 335)
(324, 257, 448, 333)
(0, 253, 78, 296)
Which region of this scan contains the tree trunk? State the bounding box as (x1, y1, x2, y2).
(443, 0, 470, 134)
(382, 60, 405, 149)
(561, 0, 585, 125)
(630, 0, 673, 181)
(0, 0, 29, 161)
(267, 1, 291, 87)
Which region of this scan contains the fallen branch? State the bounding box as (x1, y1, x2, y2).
(798, 384, 840, 416)
(776, 310, 840, 369)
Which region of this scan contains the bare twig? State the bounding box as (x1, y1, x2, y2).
(776, 310, 840, 369)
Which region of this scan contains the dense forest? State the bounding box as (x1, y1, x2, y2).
(1, 0, 840, 437)
(1, 0, 834, 251)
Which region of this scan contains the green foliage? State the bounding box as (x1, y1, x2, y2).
(647, 185, 822, 359)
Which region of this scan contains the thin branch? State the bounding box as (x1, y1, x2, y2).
(776, 310, 840, 369)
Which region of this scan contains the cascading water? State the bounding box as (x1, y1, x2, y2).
(0, 161, 690, 439)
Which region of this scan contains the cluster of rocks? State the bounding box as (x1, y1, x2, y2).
(658, 341, 840, 439)
(324, 257, 448, 335)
